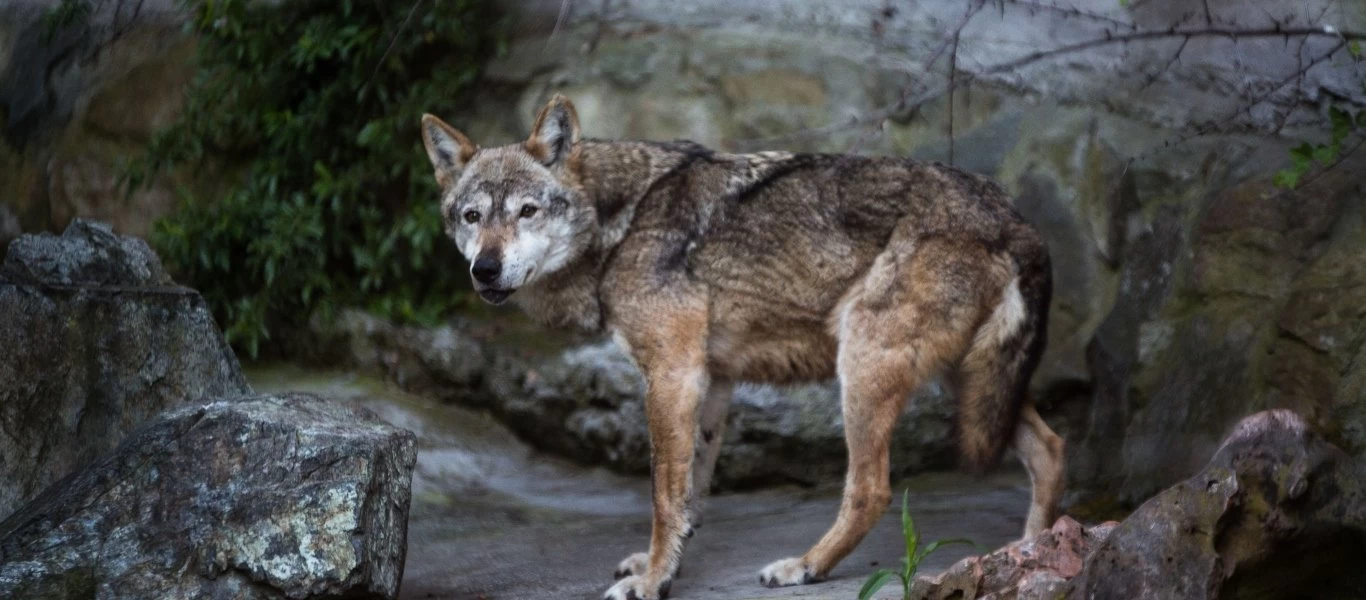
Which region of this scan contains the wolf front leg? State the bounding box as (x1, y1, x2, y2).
(614, 380, 731, 581)
(604, 304, 709, 600)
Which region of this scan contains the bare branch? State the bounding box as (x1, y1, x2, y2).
(1004, 0, 1137, 31)
(1138, 37, 1187, 91)
(948, 20, 962, 165)
(744, 17, 1361, 151)
(1185, 40, 1345, 138)
(982, 26, 1363, 77)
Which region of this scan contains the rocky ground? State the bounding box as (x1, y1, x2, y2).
(249, 368, 1366, 600)
(248, 366, 1030, 600)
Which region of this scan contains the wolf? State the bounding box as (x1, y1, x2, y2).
(420, 95, 1065, 600)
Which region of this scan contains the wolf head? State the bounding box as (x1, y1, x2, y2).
(421, 95, 596, 305)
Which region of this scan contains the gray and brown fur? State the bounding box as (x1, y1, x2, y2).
(421, 95, 1066, 600)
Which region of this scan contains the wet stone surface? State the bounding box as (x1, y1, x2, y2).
(249, 366, 1035, 600)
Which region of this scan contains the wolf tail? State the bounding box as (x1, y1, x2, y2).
(956, 242, 1052, 472)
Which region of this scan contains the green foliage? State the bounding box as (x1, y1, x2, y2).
(1273, 105, 1363, 190)
(125, 0, 504, 357)
(858, 490, 977, 600)
(1275, 44, 1364, 190)
(41, 0, 92, 41)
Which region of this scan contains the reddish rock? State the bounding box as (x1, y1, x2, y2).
(909, 516, 1118, 600)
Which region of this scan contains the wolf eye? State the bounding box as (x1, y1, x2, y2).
(519, 205, 539, 219)
(463, 210, 480, 224)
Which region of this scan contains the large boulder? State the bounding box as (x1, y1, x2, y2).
(312, 310, 956, 488)
(0, 393, 417, 600)
(1068, 410, 1366, 599)
(0, 219, 249, 519)
(905, 410, 1365, 600)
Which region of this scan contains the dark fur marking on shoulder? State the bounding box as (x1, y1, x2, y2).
(658, 234, 692, 273)
(638, 144, 710, 204)
(729, 154, 824, 205)
(597, 192, 630, 224)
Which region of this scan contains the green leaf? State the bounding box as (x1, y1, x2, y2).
(1330, 107, 1352, 144)
(1350, 40, 1362, 59)
(901, 490, 917, 570)
(916, 538, 979, 565)
(1312, 143, 1337, 166)
(858, 569, 899, 600)
(1289, 142, 1314, 171)
(1273, 169, 1300, 190)
(356, 121, 380, 146)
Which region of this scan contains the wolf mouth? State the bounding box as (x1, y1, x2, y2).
(478, 288, 514, 304)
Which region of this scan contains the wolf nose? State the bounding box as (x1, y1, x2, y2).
(472, 256, 502, 284)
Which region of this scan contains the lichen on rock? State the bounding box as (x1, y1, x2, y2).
(0, 393, 417, 600)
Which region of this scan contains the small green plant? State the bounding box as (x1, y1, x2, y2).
(1272, 105, 1366, 189)
(1274, 43, 1364, 190)
(858, 490, 976, 600)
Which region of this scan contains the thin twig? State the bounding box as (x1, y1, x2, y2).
(367, 0, 424, 85)
(948, 24, 961, 165)
(1139, 37, 1187, 91)
(1005, 0, 1137, 31)
(981, 27, 1362, 77)
(545, 0, 575, 51)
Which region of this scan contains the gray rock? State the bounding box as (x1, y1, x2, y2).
(0, 204, 18, 249)
(0, 393, 417, 600)
(314, 310, 958, 489)
(1068, 410, 1366, 599)
(1, 219, 171, 286)
(0, 219, 248, 519)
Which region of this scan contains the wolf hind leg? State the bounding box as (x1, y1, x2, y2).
(956, 269, 1061, 537)
(1012, 403, 1064, 536)
(759, 238, 990, 586)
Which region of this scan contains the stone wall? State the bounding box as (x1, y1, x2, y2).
(0, 0, 191, 241)
(2, 0, 1363, 507)
(464, 0, 1366, 505)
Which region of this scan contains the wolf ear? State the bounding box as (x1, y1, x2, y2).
(525, 94, 580, 168)
(421, 114, 477, 187)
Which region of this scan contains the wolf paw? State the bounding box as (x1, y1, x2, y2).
(758, 557, 815, 587)
(603, 575, 670, 600)
(613, 552, 649, 579)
